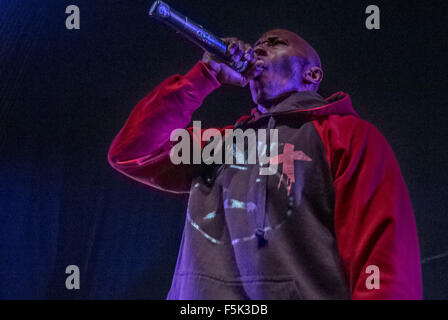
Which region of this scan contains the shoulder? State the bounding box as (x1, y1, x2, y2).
(312, 115, 396, 178)
(313, 115, 389, 150)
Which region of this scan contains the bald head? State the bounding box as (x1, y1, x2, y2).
(260, 29, 321, 68)
(250, 29, 324, 108)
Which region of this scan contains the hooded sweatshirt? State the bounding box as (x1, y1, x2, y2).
(108, 62, 422, 299)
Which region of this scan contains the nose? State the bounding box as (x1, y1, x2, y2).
(254, 46, 267, 57)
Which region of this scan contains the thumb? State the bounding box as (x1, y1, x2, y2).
(224, 71, 248, 87)
(202, 51, 221, 76)
(219, 64, 248, 87)
(238, 75, 249, 87)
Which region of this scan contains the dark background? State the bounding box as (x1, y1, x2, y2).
(0, 0, 447, 299)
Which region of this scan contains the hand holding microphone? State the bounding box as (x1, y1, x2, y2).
(149, 1, 265, 87)
(202, 38, 265, 87)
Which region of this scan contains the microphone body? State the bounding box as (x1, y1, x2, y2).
(149, 1, 248, 73)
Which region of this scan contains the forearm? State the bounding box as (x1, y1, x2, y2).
(108, 61, 220, 165)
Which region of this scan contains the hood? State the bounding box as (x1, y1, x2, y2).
(249, 91, 359, 121)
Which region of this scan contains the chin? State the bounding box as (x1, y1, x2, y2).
(250, 82, 270, 106)
(251, 94, 270, 108)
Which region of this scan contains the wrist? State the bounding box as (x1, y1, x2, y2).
(202, 60, 221, 81)
(183, 62, 221, 99)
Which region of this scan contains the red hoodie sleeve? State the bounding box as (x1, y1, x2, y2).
(108, 62, 221, 193)
(313, 115, 422, 299)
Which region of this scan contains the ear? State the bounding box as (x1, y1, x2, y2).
(303, 66, 323, 85)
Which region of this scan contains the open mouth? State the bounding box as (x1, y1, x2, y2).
(252, 63, 266, 81)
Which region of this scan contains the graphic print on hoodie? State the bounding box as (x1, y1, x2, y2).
(108, 62, 422, 300)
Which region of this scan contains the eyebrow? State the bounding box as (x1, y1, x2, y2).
(254, 36, 287, 47)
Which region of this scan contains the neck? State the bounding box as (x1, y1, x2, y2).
(256, 90, 300, 112)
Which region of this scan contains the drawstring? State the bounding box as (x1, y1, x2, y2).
(255, 116, 275, 247)
(202, 112, 277, 248)
(232, 112, 270, 246)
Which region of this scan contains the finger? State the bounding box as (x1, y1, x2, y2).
(232, 73, 248, 87)
(222, 37, 238, 44)
(228, 42, 238, 55)
(239, 75, 250, 87)
(202, 51, 217, 65)
(220, 67, 247, 87)
(231, 41, 245, 63)
(225, 38, 239, 55)
(238, 40, 246, 52)
(243, 47, 254, 62)
(202, 50, 211, 62)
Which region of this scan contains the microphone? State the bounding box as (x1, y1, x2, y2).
(149, 1, 248, 73)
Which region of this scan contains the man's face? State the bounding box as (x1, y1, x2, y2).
(249, 29, 308, 107)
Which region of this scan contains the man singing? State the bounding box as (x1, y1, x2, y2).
(108, 29, 422, 299)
